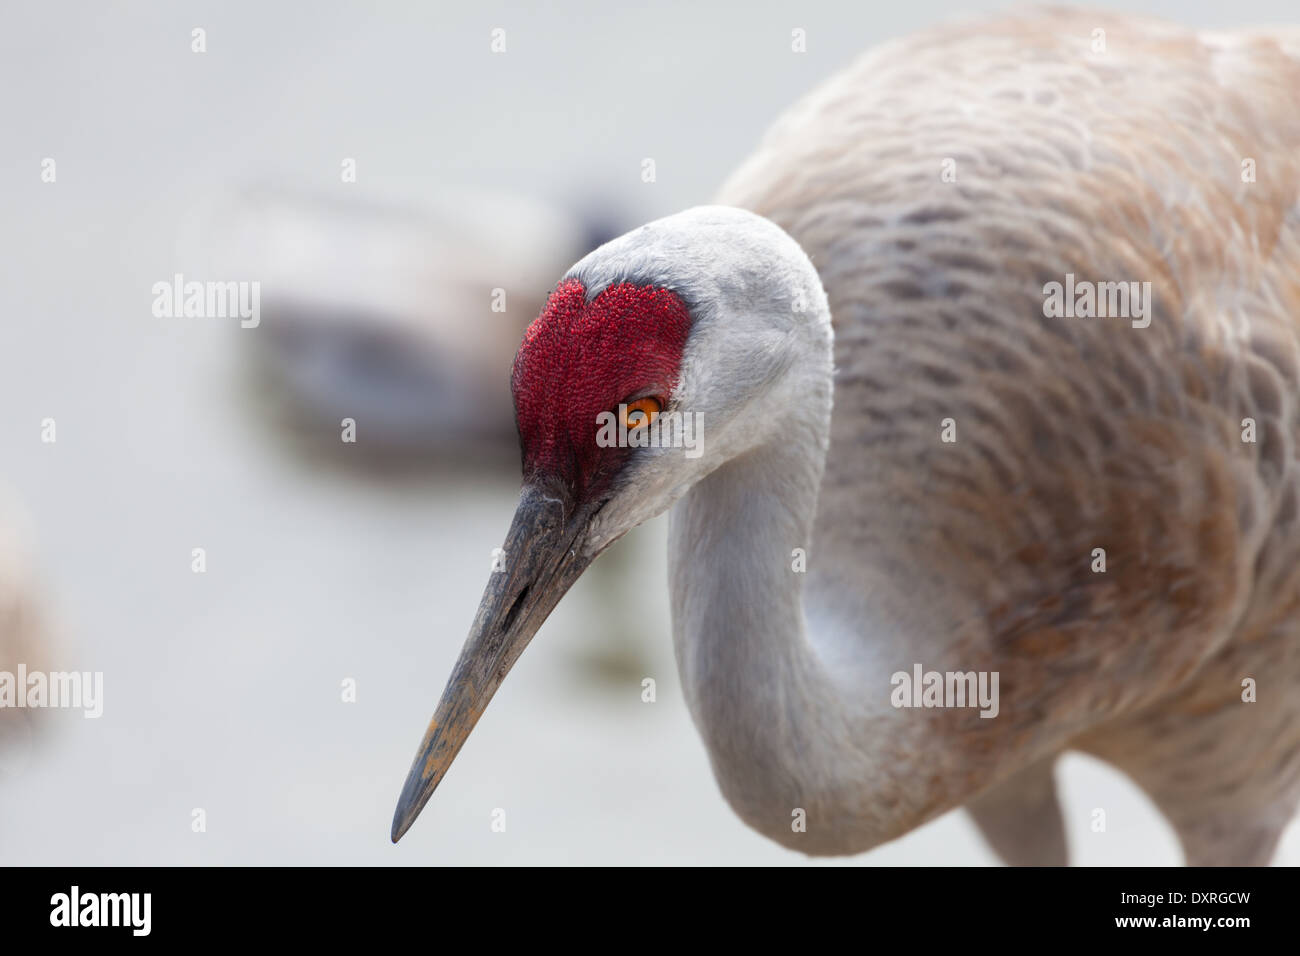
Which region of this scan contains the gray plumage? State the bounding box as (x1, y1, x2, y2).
(392, 8, 1300, 865)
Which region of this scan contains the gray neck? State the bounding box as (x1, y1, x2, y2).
(665, 319, 994, 855)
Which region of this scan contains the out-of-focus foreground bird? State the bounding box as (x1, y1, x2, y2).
(0, 506, 47, 778)
(392, 9, 1300, 864)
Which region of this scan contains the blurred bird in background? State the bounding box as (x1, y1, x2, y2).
(214, 185, 621, 460)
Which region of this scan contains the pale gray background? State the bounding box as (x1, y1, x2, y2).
(1, 0, 1297, 864)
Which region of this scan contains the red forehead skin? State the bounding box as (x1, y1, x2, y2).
(510, 279, 692, 500)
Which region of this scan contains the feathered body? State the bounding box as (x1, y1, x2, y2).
(709, 8, 1300, 862)
(392, 9, 1300, 865)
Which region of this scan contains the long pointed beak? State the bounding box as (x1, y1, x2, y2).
(391, 482, 597, 843)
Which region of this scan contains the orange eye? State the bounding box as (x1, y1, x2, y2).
(620, 397, 661, 430)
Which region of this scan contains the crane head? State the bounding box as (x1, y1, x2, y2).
(391, 206, 830, 842)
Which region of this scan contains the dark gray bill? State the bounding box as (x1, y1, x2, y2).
(391, 482, 596, 842)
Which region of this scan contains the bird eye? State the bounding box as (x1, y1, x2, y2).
(620, 397, 661, 430)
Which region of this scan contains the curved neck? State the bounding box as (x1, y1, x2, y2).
(665, 333, 999, 855)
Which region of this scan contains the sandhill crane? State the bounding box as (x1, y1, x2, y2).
(391, 9, 1300, 864)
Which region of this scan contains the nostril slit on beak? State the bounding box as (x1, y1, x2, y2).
(501, 585, 530, 632)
